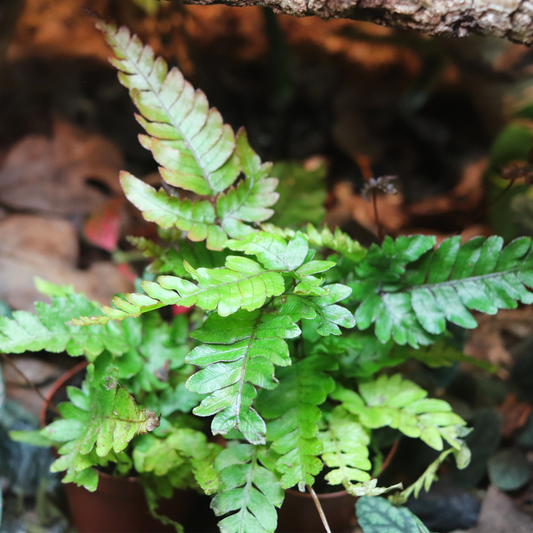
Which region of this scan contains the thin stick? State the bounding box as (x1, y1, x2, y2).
(306, 485, 332, 533)
(0, 352, 61, 416)
(372, 190, 384, 242)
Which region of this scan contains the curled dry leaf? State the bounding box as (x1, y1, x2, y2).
(0, 120, 122, 216)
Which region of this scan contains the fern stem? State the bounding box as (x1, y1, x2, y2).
(380, 439, 399, 474)
(306, 484, 332, 533)
(372, 190, 384, 242)
(0, 352, 61, 416)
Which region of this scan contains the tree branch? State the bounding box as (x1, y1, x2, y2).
(181, 0, 533, 45)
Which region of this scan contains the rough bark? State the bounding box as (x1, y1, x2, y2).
(181, 0, 533, 45)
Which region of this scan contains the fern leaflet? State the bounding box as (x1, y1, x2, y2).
(42, 367, 159, 491)
(257, 356, 336, 491)
(332, 375, 467, 451)
(0, 293, 130, 359)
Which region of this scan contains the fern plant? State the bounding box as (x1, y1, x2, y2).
(5, 17, 533, 533)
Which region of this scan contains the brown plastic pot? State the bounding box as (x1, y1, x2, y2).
(40, 361, 194, 533)
(276, 488, 357, 533)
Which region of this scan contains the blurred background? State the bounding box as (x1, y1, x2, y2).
(3, 1, 533, 531)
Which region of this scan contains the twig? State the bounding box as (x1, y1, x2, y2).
(306, 484, 332, 533)
(0, 352, 61, 416)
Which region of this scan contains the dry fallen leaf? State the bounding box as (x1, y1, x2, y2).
(7, 0, 111, 61)
(0, 214, 132, 311)
(465, 308, 533, 376)
(0, 120, 123, 216)
(472, 485, 533, 533)
(498, 394, 533, 439)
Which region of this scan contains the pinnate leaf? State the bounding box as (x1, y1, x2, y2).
(354, 235, 533, 347)
(186, 309, 300, 445)
(212, 444, 283, 533)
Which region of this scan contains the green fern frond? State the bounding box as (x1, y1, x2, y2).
(258, 356, 336, 491)
(0, 294, 130, 359)
(261, 223, 367, 263)
(97, 21, 278, 250)
(186, 309, 300, 445)
(332, 375, 467, 451)
(212, 444, 284, 533)
(133, 428, 222, 494)
(268, 161, 327, 228)
(71, 256, 285, 325)
(354, 235, 533, 347)
(390, 444, 470, 506)
(44, 368, 159, 491)
(319, 406, 372, 491)
(128, 236, 227, 277)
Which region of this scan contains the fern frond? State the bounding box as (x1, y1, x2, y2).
(258, 356, 336, 491)
(44, 368, 159, 491)
(186, 309, 300, 445)
(133, 428, 222, 494)
(268, 161, 327, 228)
(354, 235, 533, 347)
(212, 444, 284, 533)
(98, 20, 238, 195)
(128, 236, 227, 277)
(332, 375, 467, 451)
(319, 406, 372, 491)
(0, 294, 130, 359)
(71, 256, 285, 325)
(261, 223, 367, 263)
(97, 21, 278, 249)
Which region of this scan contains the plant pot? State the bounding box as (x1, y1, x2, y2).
(276, 488, 356, 533)
(276, 440, 400, 533)
(40, 361, 194, 533)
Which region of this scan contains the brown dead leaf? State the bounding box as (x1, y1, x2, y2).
(0, 214, 132, 311)
(7, 0, 111, 61)
(465, 308, 533, 374)
(472, 485, 533, 533)
(0, 120, 123, 216)
(498, 394, 533, 439)
(407, 158, 487, 217)
(326, 181, 409, 236)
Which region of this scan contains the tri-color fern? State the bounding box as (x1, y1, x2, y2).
(5, 16, 533, 533)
